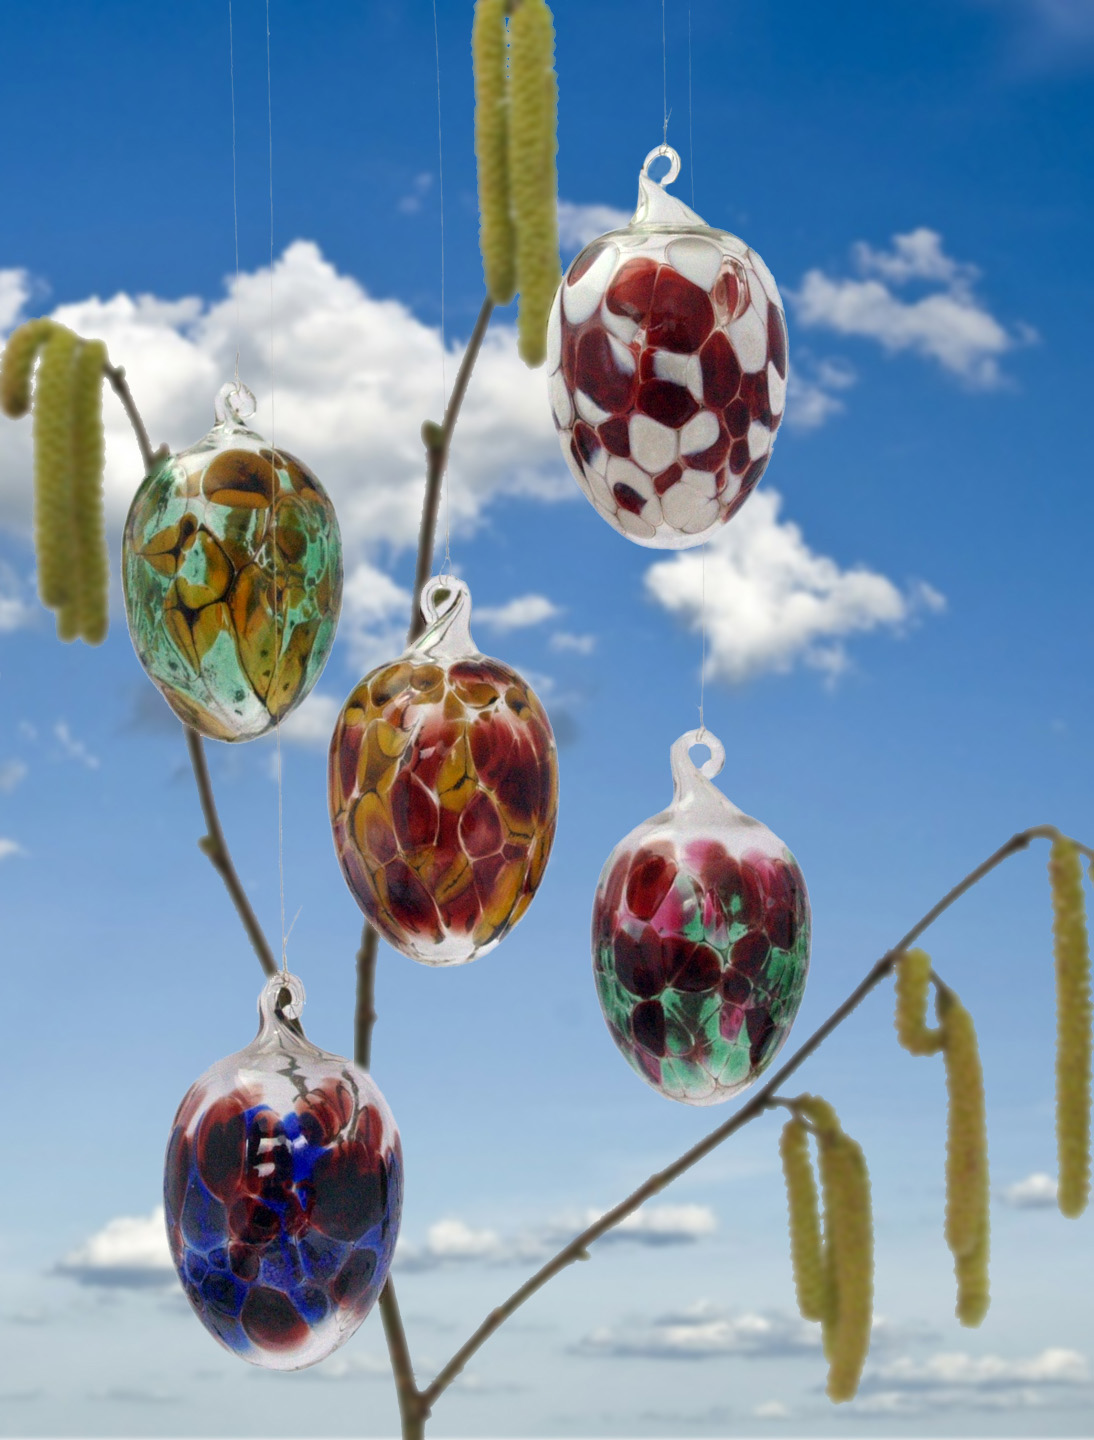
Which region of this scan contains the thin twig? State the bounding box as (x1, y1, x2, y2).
(354, 923, 379, 1069)
(420, 824, 1078, 1405)
(105, 364, 157, 474)
(380, 1280, 427, 1437)
(185, 726, 279, 978)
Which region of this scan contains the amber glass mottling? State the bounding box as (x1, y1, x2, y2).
(328, 578, 558, 965)
(122, 389, 342, 742)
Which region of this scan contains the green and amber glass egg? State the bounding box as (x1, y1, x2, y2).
(122, 385, 342, 742)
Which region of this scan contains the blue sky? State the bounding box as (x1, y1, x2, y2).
(1, 0, 1093, 1434)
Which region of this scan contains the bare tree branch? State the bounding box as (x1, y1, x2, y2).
(105, 363, 157, 474)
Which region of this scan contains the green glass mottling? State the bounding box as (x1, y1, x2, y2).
(122, 408, 342, 742)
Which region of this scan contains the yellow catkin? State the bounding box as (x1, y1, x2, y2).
(1049, 837, 1092, 1218)
(780, 1116, 828, 1323)
(508, 0, 561, 366)
(939, 989, 990, 1324)
(894, 948, 944, 1055)
(32, 325, 80, 612)
(70, 338, 109, 644)
(472, 0, 516, 304)
(1, 317, 56, 418)
(793, 1097, 874, 1403)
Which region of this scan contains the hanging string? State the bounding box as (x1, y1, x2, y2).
(432, 0, 450, 577)
(698, 542, 707, 737)
(264, 0, 287, 976)
(687, 2, 695, 207)
(228, 0, 242, 387)
(661, 0, 669, 145)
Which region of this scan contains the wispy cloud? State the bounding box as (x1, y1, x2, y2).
(0, 838, 25, 862)
(54, 721, 100, 770)
(397, 172, 433, 215)
(397, 1203, 717, 1273)
(0, 267, 30, 330)
(999, 1171, 1058, 1208)
(549, 630, 596, 655)
(0, 562, 35, 633)
(557, 200, 631, 251)
(645, 489, 944, 684)
(791, 228, 1029, 388)
(574, 1302, 821, 1361)
(852, 1346, 1091, 1417)
(785, 355, 856, 430)
(0, 759, 27, 792)
(55, 1206, 174, 1288)
(475, 593, 562, 632)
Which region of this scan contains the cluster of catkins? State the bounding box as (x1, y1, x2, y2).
(780, 832, 1091, 1404)
(472, 0, 560, 365)
(0, 318, 109, 643)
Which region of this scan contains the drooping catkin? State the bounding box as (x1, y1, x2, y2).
(1, 317, 57, 418)
(508, 0, 560, 366)
(780, 1116, 828, 1323)
(895, 948, 943, 1055)
(939, 988, 990, 1325)
(1049, 836, 1091, 1218)
(32, 325, 79, 612)
(472, 0, 516, 304)
(792, 1096, 874, 1403)
(70, 338, 109, 644)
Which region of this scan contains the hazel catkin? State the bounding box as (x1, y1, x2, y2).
(1049, 836, 1091, 1219)
(508, 0, 560, 366)
(780, 1116, 828, 1323)
(0, 317, 56, 418)
(939, 988, 990, 1325)
(32, 325, 79, 614)
(472, 0, 516, 305)
(894, 947, 943, 1056)
(70, 338, 109, 644)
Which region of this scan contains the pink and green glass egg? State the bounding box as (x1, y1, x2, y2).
(548, 145, 787, 548)
(593, 730, 810, 1105)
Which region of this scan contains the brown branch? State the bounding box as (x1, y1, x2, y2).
(105, 363, 157, 474)
(380, 1280, 428, 1439)
(419, 824, 1081, 1406)
(354, 923, 379, 1069)
(185, 726, 279, 978)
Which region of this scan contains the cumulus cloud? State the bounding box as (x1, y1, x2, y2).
(575, 1302, 820, 1361)
(397, 1203, 716, 1273)
(55, 1206, 174, 1287)
(792, 228, 1027, 388)
(645, 488, 944, 683)
(475, 593, 561, 632)
(1000, 1171, 1059, 1208)
(852, 1347, 1091, 1417)
(0, 241, 567, 595)
(557, 200, 631, 251)
(785, 356, 856, 430)
(0, 268, 29, 330)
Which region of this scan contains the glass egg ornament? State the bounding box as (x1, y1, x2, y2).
(548, 145, 788, 549)
(328, 576, 558, 966)
(164, 972, 402, 1371)
(123, 383, 343, 741)
(592, 730, 810, 1105)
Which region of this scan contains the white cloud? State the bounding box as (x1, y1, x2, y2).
(645, 489, 944, 684)
(0, 268, 29, 331)
(275, 690, 343, 751)
(397, 172, 433, 215)
(753, 1399, 791, 1419)
(1000, 1171, 1058, 1208)
(0, 243, 569, 660)
(54, 720, 100, 769)
(397, 1203, 716, 1273)
(0, 561, 34, 633)
(549, 630, 596, 655)
(576, 1302, 821, 1360)
(852, 1347, 1092, 1417)
(785, 356, 856, 430)
(56, 1206, 174, 1287)
(0, 759, 26, 792)
(0, 838, 25, 862)
(475, 593, 561, 632)
(557, 200, 631, 251)
(792, 229, 1026, 388)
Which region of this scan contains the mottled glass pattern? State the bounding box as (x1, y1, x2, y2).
(329, 578, 558, 966)
(122, 387, 342, 741)
(164, 974, 402, 1371)
(593, 730, 810, 1104)
(548, 146, 787, 549)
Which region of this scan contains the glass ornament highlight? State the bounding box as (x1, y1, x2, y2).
(547, 145, 787, 549)
(592, 730, 810, 1104)
(122, 383, 343, 741)
(328, 576, 558, 966)
(164, 972, 402, 1371)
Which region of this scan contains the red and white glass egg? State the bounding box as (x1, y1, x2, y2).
(548, 145, 788, 549)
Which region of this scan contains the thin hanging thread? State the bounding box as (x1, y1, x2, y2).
(661, 0, 669, 144)
(698, 541, 708, 737)
(264, 0, 287, 975)
(688, 1, 695, 206)
(228, 0, 242, 386)
(432, 0, 450, 577)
